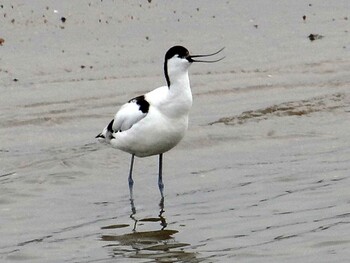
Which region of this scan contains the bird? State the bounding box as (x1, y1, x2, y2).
(96, 45, 224, 200)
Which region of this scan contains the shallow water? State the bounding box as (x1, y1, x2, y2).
(1, 1, 350, 262)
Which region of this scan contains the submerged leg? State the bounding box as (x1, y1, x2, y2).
(128, 154, 135, 200)
(159, 197, 167, 230)
(158, 153, 164, 198)
(130, 198, 137, 231)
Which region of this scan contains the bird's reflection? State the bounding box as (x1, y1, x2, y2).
(130, 196, 167, 231)
(100, 196, 198, 262)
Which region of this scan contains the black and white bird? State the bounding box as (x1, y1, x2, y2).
(96, 45, 224, 199)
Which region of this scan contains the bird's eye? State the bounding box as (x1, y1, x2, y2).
(177, 53, 187, 59)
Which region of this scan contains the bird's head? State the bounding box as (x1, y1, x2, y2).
(164, 45, 224, 87)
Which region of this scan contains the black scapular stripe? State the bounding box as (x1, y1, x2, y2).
(129, 95, 150, 113)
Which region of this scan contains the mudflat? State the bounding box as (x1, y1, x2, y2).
(1, 1, 349, 262)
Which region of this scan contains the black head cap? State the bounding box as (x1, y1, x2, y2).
(164, 46, 190, 87)
(165, 46, 190, 61)
(163, 45, 225, 87)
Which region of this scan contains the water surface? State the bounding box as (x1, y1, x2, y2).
(1, 1, 350, 262)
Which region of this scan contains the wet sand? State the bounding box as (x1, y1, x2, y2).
(1, 1, 350, 262)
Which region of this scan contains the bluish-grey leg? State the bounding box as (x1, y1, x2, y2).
(158, 154, 164, 198)
(128, 154, 135, 201)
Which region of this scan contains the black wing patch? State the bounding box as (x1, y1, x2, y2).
(107, 119, 114, 132)
(107, 119, 116, 139)
(129, 95, 150, 114)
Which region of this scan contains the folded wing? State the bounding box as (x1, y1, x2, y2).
(96, 95, 149, 142)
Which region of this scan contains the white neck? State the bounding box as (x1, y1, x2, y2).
(169, 70, 190, 93)
(166, 70, 193, 116)
(162, 57, 193, 116)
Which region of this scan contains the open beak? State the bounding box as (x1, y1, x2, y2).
(187, 47, 225, 63)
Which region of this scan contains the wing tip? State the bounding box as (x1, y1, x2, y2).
(95, 133, 105, 139)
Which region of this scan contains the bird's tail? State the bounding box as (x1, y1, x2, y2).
(95, 128, 108, 143)
(96, 119, 114, 143)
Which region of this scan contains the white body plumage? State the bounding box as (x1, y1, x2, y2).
(97, 47, 193, 157)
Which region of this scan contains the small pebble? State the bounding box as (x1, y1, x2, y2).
(308, 33, 323, 41)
